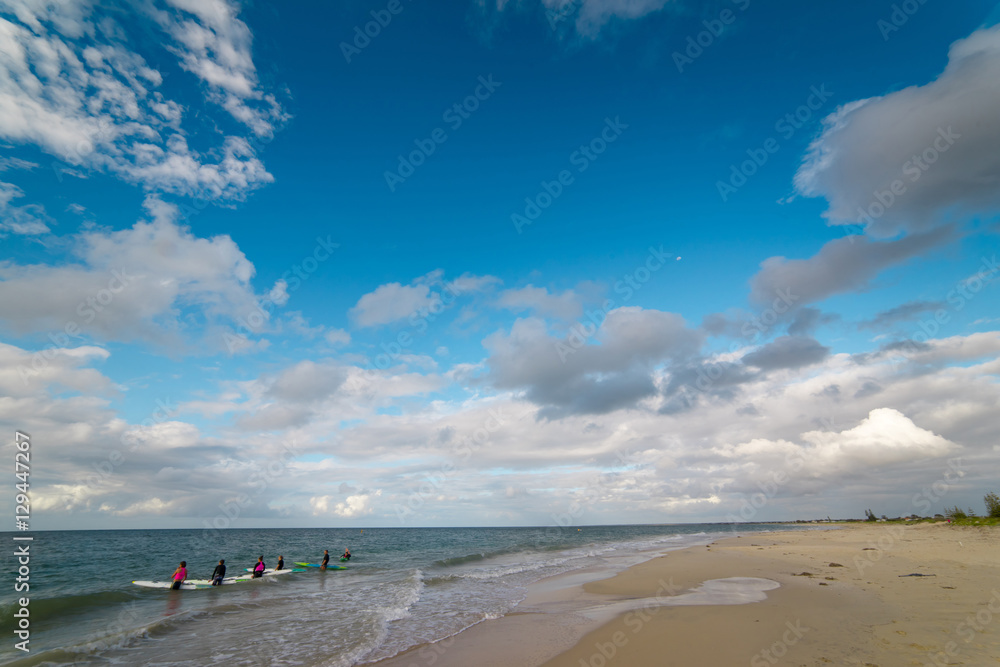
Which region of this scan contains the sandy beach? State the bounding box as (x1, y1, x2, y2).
(374, 523, 1000, 667)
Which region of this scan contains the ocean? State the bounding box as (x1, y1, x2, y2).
(0, 524, 803, 666)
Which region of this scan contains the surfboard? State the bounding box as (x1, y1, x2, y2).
(294, 562, 347, 570)
(241, 567, 305, 574)
(133, 580, 215, 590)
(189, 577, 245, 585)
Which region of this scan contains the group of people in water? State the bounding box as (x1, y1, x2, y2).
(169, 549, 351, 589)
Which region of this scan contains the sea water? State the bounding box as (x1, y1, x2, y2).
(0, 524, 803, 666)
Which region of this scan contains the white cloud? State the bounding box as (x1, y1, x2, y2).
(486, 0, 676, 38)
(447, 273, 502, 294)
(0, 156, 37, 171)
(0, 0, 285, 200)
(748, 226, 956, 307)
(0, 196, 276, 350)
(6, 321, 1000, 529)
(497, 285, 582, 320)
(801, 408, 956, 469)
(351, 282, 434, 327)
(325, 328, 351, 346)
(311, 490, 381, 518)
(485, 307, 702, 417)
(0, 180, 50, 235)
(349, 271, 498, 328)
(795, 25, 1000, 237)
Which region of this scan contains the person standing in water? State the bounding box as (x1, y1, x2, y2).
(211, 559, 226, 586)
(276, 555, 284, 571)
(321, 550, 329, 570)
(252, 556, 266, 578)
(171, 561, 187, 590)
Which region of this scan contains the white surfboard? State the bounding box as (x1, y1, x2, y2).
(240, 568, 300, 576)
(133, 580, 215, 590)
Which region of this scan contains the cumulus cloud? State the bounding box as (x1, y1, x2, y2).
(350, 272, 499, 328)
(6, 322, 1000, 528)
(0, 0, 285, 200)
(311, 490, 381, 518)
(497, 285, 582, 320)
(350, 282, 435, 328)
(0, 196, 280, 350)
(802, 408, 956, 469)
(795, 25, 1000, 237)
(485, 307, 702, 417)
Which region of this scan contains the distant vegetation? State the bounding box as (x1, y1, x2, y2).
(985, 492, 1000, 518)
(860, 491, 1000, 526)
(944, 506, 968, 520)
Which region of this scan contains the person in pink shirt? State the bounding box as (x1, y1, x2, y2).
(171, 561, 187, 590)
(252, 556, 266, 578)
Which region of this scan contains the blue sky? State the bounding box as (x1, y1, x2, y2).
(1, 0, 998, 530)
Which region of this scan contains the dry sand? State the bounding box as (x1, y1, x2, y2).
(373, 523, 1000, 667)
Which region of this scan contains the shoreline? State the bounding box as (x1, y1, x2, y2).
(369, 523, 1000, 667)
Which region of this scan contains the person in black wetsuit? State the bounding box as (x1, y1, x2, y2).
(211, 559, 226, 586)
(341, 548, 351, 561)
(275, 555, 284, 571)
(321, 550, 329, 570)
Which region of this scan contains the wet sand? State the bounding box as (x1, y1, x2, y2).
(371, 523, 1000, 667)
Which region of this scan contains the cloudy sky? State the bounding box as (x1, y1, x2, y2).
(1, 0, 998, 531)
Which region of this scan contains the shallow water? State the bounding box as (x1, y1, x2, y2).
(0, 524, 801, 666)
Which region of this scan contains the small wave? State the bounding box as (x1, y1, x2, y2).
(433, 552, 486, 567)
(0, 590, 136, 630)
(381, 568, 425, 623)
(4, 606, 207, 666)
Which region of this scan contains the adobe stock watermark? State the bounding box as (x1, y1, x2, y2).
(394, 408, 506, 524)
(885, 255, 997, 369)
(923, 589, 1000, 667)
(716, 85, 834, 202)
(196, 441, 300, 546)
(72, 600, 141, 659)
(671, 285, 797, 410)
(852, 126, 959, 234)
(555, 245, 676, 362)
(533, 448, 643, 549)
(545, 0, 578, 30)
(84, 398, 179, 492)
(340, 0, 414, 63)
(384, 75, 502, 192)
(740, 288, 799, 343)
(725, 451, 807, 525)
(750, 620, 810, 666)
(878, 0, 931, 41)
(225, 235, 339, 352)
(578, 577, 681, 667)
(672, 0, 751, 73)
(17, 268, 137, 385)
(359, 279, 465, 384)
(511, 116, 628, 234)
(855, 457, 963, 576)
